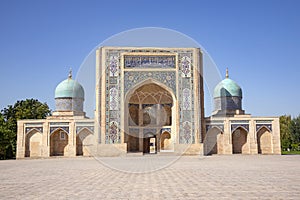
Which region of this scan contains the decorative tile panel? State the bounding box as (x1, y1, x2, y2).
(230, 120, 249, 124)
(109, 87, 119, 110)
(206, 124, 224, 133)
(109, 55, 119, 77)
(25, 127, 43, 134)
(124, 71, 176, 94)
(105, 50, 123, 144)
(50, 127, 69, 135)
(256, 124, 272, 132)
(180, 121, 192, 144)
(124, 55, 175, 68)
(181, 56, 191, 77)
(182, 88, 191, 110)
(76, 126, 94, 134)
(103, 48, 199, 145)
(49, 122, 69, 126)
(178, 51, 194, 144)
(256, 120, 273, 124)
(106, 121, 119, 143)
(161, 128, 171, 134)
(25, 123, 43, 127)
(231, 124, 249, 133)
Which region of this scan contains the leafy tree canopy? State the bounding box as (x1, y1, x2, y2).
(0, 99, 51, 159)
(280, 115, 300, 151)
(290, 115, 300, 144)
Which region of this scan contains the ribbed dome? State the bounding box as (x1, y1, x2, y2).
(55, 78, 84, 99)
(214, 69, 242, 98)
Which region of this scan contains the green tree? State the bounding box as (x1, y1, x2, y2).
(0, 99, 51, 159)
(0, 113, 14, 159)
(290, 115, 300, 150)
(280, 115, 292, 151)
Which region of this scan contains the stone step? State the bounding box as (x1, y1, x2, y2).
(126, 152, 144, 157)
(157, 152, 177, 156)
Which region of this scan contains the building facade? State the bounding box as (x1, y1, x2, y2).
(16, 47, 281, 158)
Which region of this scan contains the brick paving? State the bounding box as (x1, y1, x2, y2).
(1, 155, 300, 199)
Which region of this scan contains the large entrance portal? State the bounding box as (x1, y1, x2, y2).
(125, 82, 174, 153)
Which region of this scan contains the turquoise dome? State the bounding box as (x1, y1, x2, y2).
(214, 78, 242, 98)
(55, 78, 84, 99)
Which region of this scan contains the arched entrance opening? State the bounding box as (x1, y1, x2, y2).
(25, 130, 42, 157)
(50, 130, 68, 156)
(125, 81, 174, 153)
(160, 131, 171, 151)
(204, 127, 223, 155)
(76, 129, 93, 156)
(143, 132, 156, 153)
(232, 127, 248, 154)
(257, 127, 273, 154)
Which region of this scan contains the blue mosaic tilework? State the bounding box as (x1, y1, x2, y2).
(124, 71, 176, 95)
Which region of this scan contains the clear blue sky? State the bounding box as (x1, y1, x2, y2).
(0, 0, 299, 117)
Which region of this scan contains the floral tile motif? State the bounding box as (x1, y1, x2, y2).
(107, 121, 119, 143)
(109, 55, 119, 77)
(180, 121, 192, 144)
(181, 56, 191, 77)
(109, 87, 119, 110)
(182, 88, 191, 110)
(124, 71, 176, 95)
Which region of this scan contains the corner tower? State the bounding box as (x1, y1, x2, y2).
(213, 68, 244, 116)
(53, 70, 85, 117)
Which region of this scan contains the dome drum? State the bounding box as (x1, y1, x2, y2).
(213, 96, 244, 116)
(55, 98, 84, 112)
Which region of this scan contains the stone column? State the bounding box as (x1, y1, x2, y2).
(42, 122, 49, 157)
(16, 121, 25, 159)
(249, 119, 258, 154)
(139, 104, 143, 152)
(224, 118, 232, 154)
(272, 118, 281, 154)
(67, 121, 76, 157)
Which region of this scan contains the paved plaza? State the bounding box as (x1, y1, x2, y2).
(1, 155, 300, 199)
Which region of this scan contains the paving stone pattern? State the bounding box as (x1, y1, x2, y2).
(1, 155, 300, 199)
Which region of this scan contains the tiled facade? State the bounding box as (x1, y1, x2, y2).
(16, 46, 281, 158)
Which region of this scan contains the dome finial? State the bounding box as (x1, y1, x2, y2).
(226, 68, 229, 79)
(68, 68, 72, 79)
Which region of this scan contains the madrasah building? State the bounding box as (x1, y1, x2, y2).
(16, 47, 281, 158)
